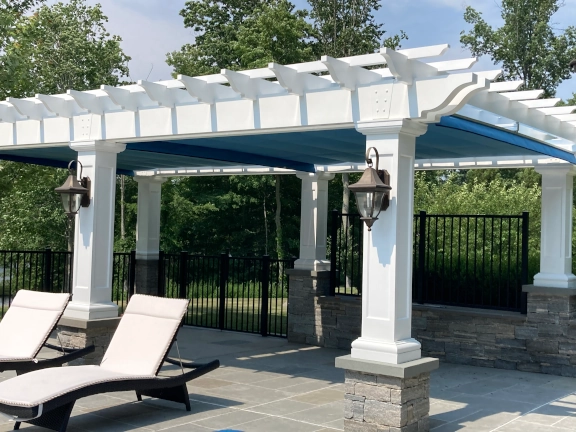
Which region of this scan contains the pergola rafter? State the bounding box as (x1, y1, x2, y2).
(0, 43, 572, 165)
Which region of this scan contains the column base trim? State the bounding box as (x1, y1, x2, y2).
(533, 272, 576, 289)
(336, 355, 439, 378)
(293, 259, 331, 271)
(63, 301, 119, 320)
(523, 284, 576, 295)
(351, 337, 422, 364)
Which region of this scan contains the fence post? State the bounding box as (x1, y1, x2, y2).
(43, 247, 52, 292)
(218, 252, 229, 330)
(417, 211, 427, 304)
(520, 211, 529, 314)
(128, 250, 136, 298)
(260, 255, 271, 337)
(179, 251, 188, 299)
(158, 251, 165, 297)
(329, 209, 338, 296)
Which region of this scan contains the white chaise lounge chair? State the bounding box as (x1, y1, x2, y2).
(0, 290, 94, 375)
(0, 294, 220, 432)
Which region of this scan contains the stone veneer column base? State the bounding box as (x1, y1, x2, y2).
(336, 356, 439, 432)
(285, 269, 331, 344)
(135, 259, 160, 296)
(57, 317, 121, 365)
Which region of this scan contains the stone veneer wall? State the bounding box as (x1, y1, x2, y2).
(58, 317, 120, 365)
(288, 273, 576, 376)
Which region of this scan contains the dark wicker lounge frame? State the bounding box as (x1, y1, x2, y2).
(1, 336, 220, 432)
(0, 343, 95, 376)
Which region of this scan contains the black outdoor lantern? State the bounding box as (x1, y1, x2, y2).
(55, 160, 90, 218)
(349, 147, 392, 231)
(570, 59, 576, 73)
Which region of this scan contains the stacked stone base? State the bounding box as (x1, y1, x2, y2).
(287, 269, 576, 377)
(337, 356, 438, 432)
(57, 317, 120, 365)
(345, 371, 430, 431)
(135, 259, 160, 296)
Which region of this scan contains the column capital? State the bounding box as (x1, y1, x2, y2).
(70, 141, 126, 154)
(296, 172, 336, 181)
(134, 176, 168, 184)
(355, 119, 428, 138)
(535, 164, 576, 177)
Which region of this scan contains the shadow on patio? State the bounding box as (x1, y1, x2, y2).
(3, 327, 576, 431)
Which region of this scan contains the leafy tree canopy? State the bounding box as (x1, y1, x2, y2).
(0, 0, 130, 99)
(167, 0, 315, 76)
(308, 0, 406, 57)
(167, 0, 406, 77)
(0, 0, 130, 250)
(461, 0, 576, 97)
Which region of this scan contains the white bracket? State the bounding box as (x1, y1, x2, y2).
(6, 98, 46, 121)
(268, 63, 335, 95)
(178, 74, 239, 104)
(101, 85, 139, 111)
(36, 94, 79, 118)
(137, 80, 191, 108)
(221, 69, 286, 100)
(321, 56, 384, 90)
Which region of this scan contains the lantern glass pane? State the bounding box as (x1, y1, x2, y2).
(60, 193, 82, 215)
(355, 191, 385, 219)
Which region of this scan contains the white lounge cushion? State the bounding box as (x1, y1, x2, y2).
(100, 295, 189, 376)
(0, 290, 69, 360)
(0, 365, 151, 408)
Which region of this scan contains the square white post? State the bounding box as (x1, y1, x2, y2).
(351, 120, 427, 364)
(64, 141, 126, 320)
(295, 172, 335, 271)
(533, 166, 576, 288)
(135, 177, 166, 261)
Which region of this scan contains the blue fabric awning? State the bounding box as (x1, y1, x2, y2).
(438, 116, 576, 164)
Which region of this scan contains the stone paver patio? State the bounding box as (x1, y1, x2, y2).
(2, 327, 576, 431)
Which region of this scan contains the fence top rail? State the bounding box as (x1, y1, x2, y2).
(0, 250, 61, 254)
(414, 214, 526, 219)
(338, 212, 526, 219)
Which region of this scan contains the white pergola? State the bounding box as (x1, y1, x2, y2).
(0, 44, 575, 369)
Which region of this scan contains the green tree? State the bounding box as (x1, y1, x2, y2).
(0, 0, 130, 250)
(167, 0, 314, 76)
(308, 0, 407, 57)
(460, 0, 576, 97)
(0, 0, 130, 99)
(0, 162, 70, 250)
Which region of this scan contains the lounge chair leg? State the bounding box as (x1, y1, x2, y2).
(138, 384, 191, 411)
(13, 422, 20, 430)
(24, 401, 75, 432)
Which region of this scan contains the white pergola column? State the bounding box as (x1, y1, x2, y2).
(135, 177, 166, 260)
(295, 172, 335, 271)
(351, 120, 427, 364)
(64, 141, 126, 320)
(533, 166, 576, 288)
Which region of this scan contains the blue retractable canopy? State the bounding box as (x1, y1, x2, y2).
(437, 116, 576, 164)
(0, 115, 574, 173)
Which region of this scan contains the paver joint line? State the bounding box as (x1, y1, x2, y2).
(487, 389, 576, 432)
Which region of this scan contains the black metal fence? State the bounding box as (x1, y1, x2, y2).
(330, 211, 530, 313)
(0, 248, 73, 316)
(413, 211, 529, 312)
(329, 210, 363, 296)
(0, 248, 135, 316)
(112, 251, 135, 313)
(159, 252, 294, 337)
(0, 248, 292, 336)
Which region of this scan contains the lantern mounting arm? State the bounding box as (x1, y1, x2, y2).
(68, 160, 91, 208)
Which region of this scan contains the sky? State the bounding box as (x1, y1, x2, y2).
(66, 0, 576, 100)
